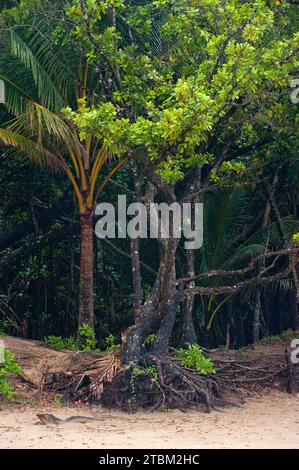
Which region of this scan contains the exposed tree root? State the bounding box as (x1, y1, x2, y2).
(58, 349, 298, 410)
(101, 357, 226, 412)
(3, 336, 298, 411)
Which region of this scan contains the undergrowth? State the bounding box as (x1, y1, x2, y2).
(0, 348, 21, 399)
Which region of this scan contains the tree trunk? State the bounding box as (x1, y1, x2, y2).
(121, 270, 162, 363)
(260, 308, 269, 337)
(201, 326, 211, 349)
(78, 210, 94, 335)
(252, 289, 261, 345)
(225, 322, 230, 350)
(130, 238, 142, 319)
(66, 240, 76, 330)
(236, 296, 245, 348)
(121, 238, 179, 363)
(181, 299, 198, 346)
(150, 288, 178, 357)
(129, 161, 143, 319)
(181, 250, 197, 346)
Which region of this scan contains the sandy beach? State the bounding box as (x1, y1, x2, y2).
(0, 391, 298, 449)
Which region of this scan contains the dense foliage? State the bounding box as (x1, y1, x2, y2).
(0, 0, 298, 364)
(0, 348, 21, 399)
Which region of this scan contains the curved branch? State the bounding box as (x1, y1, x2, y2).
(178, 247, 297, 284)
(180, 247, 298, 297)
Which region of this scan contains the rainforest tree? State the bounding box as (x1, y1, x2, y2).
(61, 0, 299, 361)
(0, 0, 298, 362)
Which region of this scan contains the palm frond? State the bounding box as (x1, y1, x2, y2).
(224, 244, 268, 269)
(10, 31, 66, 113)
(200, 190, 249, 270)
(0, 128, 64, 172)
(244, 218, 299, 247)
(0, 30, 38, 115)
(8, 102, 79, 150)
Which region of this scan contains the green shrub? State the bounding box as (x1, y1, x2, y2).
(44, 335, 77, 350)
(0, 349, 21, 399)
(103, 333, 120, 352)
(44, 335, 67, 350)
(64, 336, 77, 350)
(177, 345, 215, 376)
(292, 232, 299, 245)
(260, 335, 280, 345)
(281, 329, 297, 341)
(0, 319, 19, 336)
(78, 323, 97, 351)
(45, 326, 99, 352)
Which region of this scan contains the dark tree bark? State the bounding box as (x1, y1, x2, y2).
(150, 288, 178, 357)
(121, 274, 162, 363)
(180, 170, 201, 347)
(130, 238, 142, 318)
(201, 326, 212, 349)
(225, 322, 231, 350)
(78, 210, 94, 333)
(236, 296, 245, 348)
(181, 250, 198, 346)
(66, 239, 77, 328)
(129, 161, 143, 319)
(121, 237, 179, 363)
(252, 289, 261, 345)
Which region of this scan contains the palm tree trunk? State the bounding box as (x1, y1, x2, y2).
(78, 210, 94, 334)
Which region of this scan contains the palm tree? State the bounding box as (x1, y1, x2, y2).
(0, 26, 125, 334)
